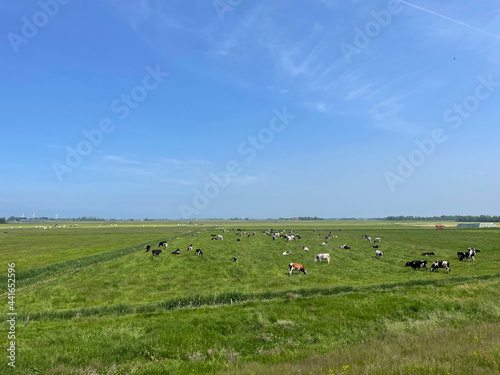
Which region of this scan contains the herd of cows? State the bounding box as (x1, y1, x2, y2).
(143, 228, 481, 276)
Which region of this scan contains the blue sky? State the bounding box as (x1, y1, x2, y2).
(1, 0, 499, 219)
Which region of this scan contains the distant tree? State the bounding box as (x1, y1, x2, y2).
(0, 217, 6, 224)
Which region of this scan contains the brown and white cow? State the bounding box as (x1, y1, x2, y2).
(289, 263, 307, 275)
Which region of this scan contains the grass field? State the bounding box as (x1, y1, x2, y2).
(1, 220, 499, 374)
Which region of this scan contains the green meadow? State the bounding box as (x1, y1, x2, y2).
(1, 221, 499, 374)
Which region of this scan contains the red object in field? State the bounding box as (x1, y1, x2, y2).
(435, 225, 445, 229)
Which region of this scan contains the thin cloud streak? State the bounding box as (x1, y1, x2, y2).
(398, 0, 500, 40)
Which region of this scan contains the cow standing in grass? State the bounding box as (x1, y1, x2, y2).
(430, 261, 451, 273)
(314, 253, 330, 264)
(405, 260, 427, 270)
(289, 263, 307, 275)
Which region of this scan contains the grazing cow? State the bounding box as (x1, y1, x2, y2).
(288, 263, 307, 275)
(282, 251, 293, 255)
(286, 235, 296, 242)
(321, 242, 327, 245)
(171, 249, 181, 255)
(372, 245, 379, 249)
(468, 248, 480, 261)
(158, 241, 167, 247)
(301, 246, 309, 251)
(187, 244, 193, 251)
(146, 245, 151, 252)
(457, 251, 472, 262)
(374, 238, 381, 243)
(430, 261, 451, 273)
(232, 257, 238, 262)
(375, 250, 383, 258)
(367, 237, 372, 242)
(218, 235, 223, 240)
(421, 252, 435, 256)
(314, 253, 330, 264)
(211, 234, 217, 237)
(195, 249, 203, 255)
(152, 249, 162, 257)
(236, 239, 241, 241)
(405, 260, 427, 270)
(362, 234, 368, 239)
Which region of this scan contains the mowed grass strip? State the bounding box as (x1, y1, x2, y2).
(7, 279, 500, 375)
(13, 272, 500, 322)
(9, 226, 500, 313)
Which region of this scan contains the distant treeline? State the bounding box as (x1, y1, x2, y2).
(278, 217, 324, 221)
(384, 215, 500, 222)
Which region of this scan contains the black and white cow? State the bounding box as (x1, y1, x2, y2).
(372, 245, 379, 249)
(152, 249, 162, 257)
(171, 249, 181, 255)
(158, 241, 167, 247)
(457, 251, 471, 262)
(195, 249, 203, 255)
(430, 261, 451, 273)
(375, 250, 383, 258)
(405, 260, 427, 270)
(421, 252, 435, 256)
(301, 246, 309, 251)
(187, 244, 193, 251)
(146, 245, 151, 252)
(468, 247, 481, 261)
(282, 251, 293, 255)
(231, 257, 238, 262)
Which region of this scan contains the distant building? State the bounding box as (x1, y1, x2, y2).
(456, 223, 497, 228)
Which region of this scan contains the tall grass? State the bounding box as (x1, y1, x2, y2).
(13, 272, 500, 323)
(7, 278, 500, 374)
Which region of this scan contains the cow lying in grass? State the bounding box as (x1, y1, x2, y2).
(289, 263, 307, 275)
(152, 249, 162, 257)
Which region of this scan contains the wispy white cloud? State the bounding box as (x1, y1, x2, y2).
(103, 155, 142, 165)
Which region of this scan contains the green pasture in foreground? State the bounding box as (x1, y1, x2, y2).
(5, 278, 500, 374)
(1, 220, 499, 374)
